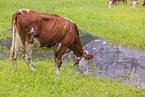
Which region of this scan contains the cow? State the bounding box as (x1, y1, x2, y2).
(9, 9, 94, 75)
(109, 0, 119, 8)
(141, 0, 145, 6)
(130, 0, 138, 7)
(118, 0, 127, 5)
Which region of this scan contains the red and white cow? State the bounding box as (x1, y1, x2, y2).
(9, 9, 94, 75)
(130, 0, 138, 7)
(142, 0, 145, 6)
(118, 0, 127, 5)
(109, 0, 119, 8)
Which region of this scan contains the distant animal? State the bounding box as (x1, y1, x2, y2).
(118, 0, 127, 5)
(9, 9, 94, 75)
(130, 0, 138, 7)
(109, 0, 119, 8)
(141, 0, 145, 6)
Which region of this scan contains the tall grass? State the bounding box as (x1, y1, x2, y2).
(0, 0, 145, 49)
(0, 59, 145, 96)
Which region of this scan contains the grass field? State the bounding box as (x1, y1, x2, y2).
(1, 0, 145, 96)
(1, 0, 145, 49)
(0, 59, 145, 96)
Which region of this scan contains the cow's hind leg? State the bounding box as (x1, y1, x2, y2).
(10, 43, 19, 70)
(9, 30, 20, 70)
(12, 41, 19, 70)
(24, 42, 36, 72)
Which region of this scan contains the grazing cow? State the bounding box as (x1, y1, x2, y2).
(130, 0, 138, 7)
(142, 0, 145, 6)
(9, 9, 94, 75)
(118, 0, 127, 5)
(109, 0, 119, 8)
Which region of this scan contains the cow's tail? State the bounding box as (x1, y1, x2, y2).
(9, 12, 21, 61)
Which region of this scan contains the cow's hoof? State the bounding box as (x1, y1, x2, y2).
(56, 69, 60, 75)
(30, 67, 37, 72)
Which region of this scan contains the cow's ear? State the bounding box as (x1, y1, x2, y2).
(84, 51, 89, 55)
(84, 54, 94, 60)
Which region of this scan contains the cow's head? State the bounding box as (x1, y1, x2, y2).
(75, 51, 94, 75)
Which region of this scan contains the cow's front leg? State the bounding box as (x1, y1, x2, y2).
(53, 53, 60, 74)
(54, 46, 67, 74)
(24, 42, 36, 72)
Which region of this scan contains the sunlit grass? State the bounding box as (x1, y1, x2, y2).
(0, 0, 145, 50)
(0, 59, 145, 96)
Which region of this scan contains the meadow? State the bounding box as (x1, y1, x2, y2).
(1, 0, 145, 50)
(0, 59, 145, 97)
(1, 0, 145, 96)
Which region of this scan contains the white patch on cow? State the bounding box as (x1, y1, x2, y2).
(70, 25, 72, 33)
(132, 1, 137, 7)
(109, 1, 113, 8)
(33, 38, 41, 48)
(31, 28, 34, 32)
(48, 43, 62, 52)
(11, 21, 16, 52)
(84, 51, 89, 54)
(18, 9, 30, 13)
(15, 29, 23, 48)
(55, 66, 60, 74)
(10, 23, 24, 61)
(57, 43, 61, 50)
(62, 17, 74, 24)
(24, 41, 37, 72)
(109, 1, 118, 8)
(11, 25, 16, 53)
(76, 57, 81, 60)
(114, 1, 118, 6)
(27, 28, 35, 34)
(13, 20, 15, 25)
(76, 57, 89, 75)
(25, 41, 33, 54)
(33, 38, 62, 53)
(30, 28, 34, 34)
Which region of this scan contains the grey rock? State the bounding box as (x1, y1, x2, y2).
(84, 40, 145, 88)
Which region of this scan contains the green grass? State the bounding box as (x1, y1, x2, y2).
(1, 1, 145, 96)
(0, 59, 145, 97)
(0, 0, 145, 49)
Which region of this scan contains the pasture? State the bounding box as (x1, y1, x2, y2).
(1, 0, 145, 50)
(0, 59, 145, 96)
(1, 0, 145, 96)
